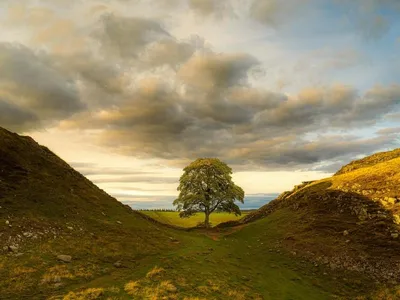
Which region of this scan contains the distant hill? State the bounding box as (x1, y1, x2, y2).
(220, 148, 400, 282)
(121, 194, 278, 210)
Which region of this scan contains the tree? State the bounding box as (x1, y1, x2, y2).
(173, 158, 245, 228)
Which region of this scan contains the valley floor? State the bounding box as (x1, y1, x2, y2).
(1, 209, 385, 300)
(140, 211, 249, 228)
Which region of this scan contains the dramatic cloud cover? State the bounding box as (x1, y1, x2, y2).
(0, 0, 399, 207)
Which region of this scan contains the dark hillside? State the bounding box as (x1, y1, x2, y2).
(0, 127, 179, 298)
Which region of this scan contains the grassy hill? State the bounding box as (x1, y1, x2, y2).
(1, 126, 399, 299)
(220, 148, 400, 287)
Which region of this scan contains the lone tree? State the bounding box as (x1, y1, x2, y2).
(173, 158, 245, 228)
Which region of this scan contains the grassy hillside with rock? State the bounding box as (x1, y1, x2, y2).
(1, 126, 399, 299)
(221, 148, 400, 286)
(0, 127, 183, 298)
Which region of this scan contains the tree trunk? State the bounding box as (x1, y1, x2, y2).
(204, 212, 210, 228)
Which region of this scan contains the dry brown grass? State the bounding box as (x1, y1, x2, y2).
(63, 288, 104, 300)
(124, 280, 141, 296)
(41, 265, 74, 284)
(146, 266, 165, 280)
(227, 290, 246, 300)
(10, 266, 37, 277)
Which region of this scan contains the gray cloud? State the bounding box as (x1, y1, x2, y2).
(92, 176, 179, 184)
(141, 38, 197, 69)
(255, 85, 400, 130)
(188, 0, 232, 17)
(110, 186, 168, 192)
(0, 99, 38, 132)
(70, 162, 97, 168)
(249, 0, 310, 26)
(64, 82, 400, 170)
(376, 127, 400, 136)
(80, 168, 155, 177)
(70, 162, 157, 176)
(93, 13, 169, 59)
(246, 135, 397, 167)
(178, 53, 259, 92)
(0, 43, 85, 131)
(1, 2, 399, 172)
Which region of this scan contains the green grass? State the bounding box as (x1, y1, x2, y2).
(141, 211, 249, 227)
(2, 128, 399, 299)
(1, 206, 381, 300)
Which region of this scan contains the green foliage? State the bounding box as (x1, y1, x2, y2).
(173, 158, 245, 227)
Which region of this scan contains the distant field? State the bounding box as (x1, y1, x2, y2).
(141, 211, 249, 227)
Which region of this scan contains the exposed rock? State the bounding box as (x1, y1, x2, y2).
(116, 221, 122, 225)
(391, 233, 399, 239)
(57, 255, 72, 263)
(169, 237, 179, 243)
(343, 230, 349, 236)
(113, 261, 123, 268)
(358, 207, 368, 221)
(8, 245, 19, 252)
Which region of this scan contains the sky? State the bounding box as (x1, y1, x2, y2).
(0, 0, 399, 209)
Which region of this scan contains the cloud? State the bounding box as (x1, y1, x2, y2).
(0, 43, 85, 131)
(188, 0, 232, 17)
(92, 176, 179, 184)
(178, 53, 259, 91)
(376, 127, 400, 135)
(1, 0, 399, 173)
(0, 99, 38, 131)
(63, 81, 400, 170)
(79, 167, 155, 177)
(249, 0, 309, 26)
(141, 38, 197, 69)
(255, 85, 400, 130)
(109, 186, 168, 192)
(93, 13, 169, 59)
(332, 0, 400, 39)
(57, 53, 130, 106)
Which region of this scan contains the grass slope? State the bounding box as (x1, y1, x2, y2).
(0, 127, 396, 299)
(222, 148, 400, 288)
(141, 211, 249, 228)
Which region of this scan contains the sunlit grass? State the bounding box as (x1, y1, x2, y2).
(141, 211, 249, 227)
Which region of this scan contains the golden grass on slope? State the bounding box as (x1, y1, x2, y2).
(124, 280, 141, 296)
(284, 156, 400, 216)
(63, 288, 104, 300)
(335, 148, 400, 175)
(233, 154, 400, 284)
(41, 265, 74, 284)
(146, 266, 165, 280)
(329, 157, 400, 215)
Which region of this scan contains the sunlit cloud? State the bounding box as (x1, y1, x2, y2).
(0, 0, 399, 205)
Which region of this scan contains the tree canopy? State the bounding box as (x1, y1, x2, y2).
(173, 158, 245, 228)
